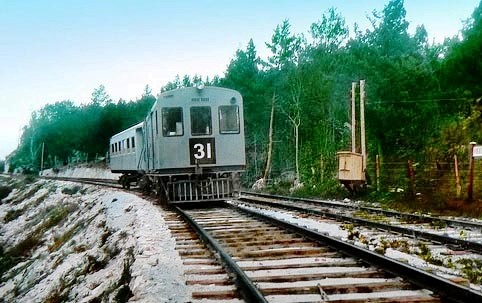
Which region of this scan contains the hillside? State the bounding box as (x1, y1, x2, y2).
(0, 174, 188, 302)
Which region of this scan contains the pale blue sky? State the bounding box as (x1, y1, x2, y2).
(0, 0, 479, 159)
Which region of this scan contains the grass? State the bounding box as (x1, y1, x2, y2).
(61, 185, 81, 195)
(4, 190, 51, 224)
(353, 210, 391, 224)
(417, 242, 444, 266)
(4, 209, 25, 223)
(457, 258, 482, 283)
(0, 185, 12, 201)
(1, 204, 75, 278)
(48, 226, 79, 253)
(114, 248, 134, 303)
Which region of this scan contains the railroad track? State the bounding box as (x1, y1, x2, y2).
(41, 176, 121, 188)
(38, 177, 481, 301)
(174, 202, 481, 302)
(163, 209, 244, 302)
(240, 191, 482, 253)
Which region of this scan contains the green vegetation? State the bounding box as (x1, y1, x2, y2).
(61, 185, 81, 195)
(0, 204, 76, 278)
(8, 85, 155, 172)
(7, 1, 482, 204)
(417, 242, 444, 266)
(0, 185, 11, 201)
(457, 258, 482, 283)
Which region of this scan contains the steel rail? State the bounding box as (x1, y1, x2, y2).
(239, 195, 482, 252)
(232, 202, 482, 303)
(174, 206, 267, 303)
(41, 176, 118, 184)
(241, 191, 482, 230)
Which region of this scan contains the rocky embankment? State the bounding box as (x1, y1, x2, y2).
(0, 174, 188, 302)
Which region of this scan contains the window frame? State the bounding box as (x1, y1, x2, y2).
(218, 105, 240, 134)
(162, 107, 184, 137)
(190, 106, 212, 136)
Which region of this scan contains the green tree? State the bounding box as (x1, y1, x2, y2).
(442, 0, 482, 97)
(266, 19, 304, 69)
(91, 84, 111, 106)
(309, 7, 349, 52)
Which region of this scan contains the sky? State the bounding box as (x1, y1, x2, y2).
(0, 0, 480, 160)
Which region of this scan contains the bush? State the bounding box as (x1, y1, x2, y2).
(4, 209, 25, 223)
(61, 185, 81, 195)
(0, 186, 12, 201)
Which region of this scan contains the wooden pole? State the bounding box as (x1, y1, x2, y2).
(40, 142, 45, 174)
(454, 155, 461, 198)
(375, 154, 380, 192)
(320, 154, 324, 181)
(351, 82, 356, 153)
(360, 80, 366, 172)
(407, 159, 415, 198)
(263, 93, 276, 181)
(467, 142, 476, 202)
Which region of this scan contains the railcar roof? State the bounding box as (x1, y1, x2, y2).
(151, 86, 241, 109)
(110, 121, 143, 139)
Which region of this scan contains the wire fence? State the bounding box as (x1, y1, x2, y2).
(368, 156, 482, 200)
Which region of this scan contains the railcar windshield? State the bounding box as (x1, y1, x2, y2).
(190, 106, 212, 136)
(162, 107, 184, 136)
(219, 105, 240, 134)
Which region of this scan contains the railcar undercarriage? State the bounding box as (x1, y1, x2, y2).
(128, 171, 241, 204)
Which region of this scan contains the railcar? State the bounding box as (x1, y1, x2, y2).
(109, 86, 245, 203)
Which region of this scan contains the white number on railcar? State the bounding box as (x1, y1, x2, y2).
(189, 138, 216, 164)
(193, 143, 212, 160)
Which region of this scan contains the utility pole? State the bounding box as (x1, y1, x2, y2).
(40, 142, 45, 174)
(360, 80, 366, 172)
(351, 82, 357, 153)
(467, 141, 476, 202)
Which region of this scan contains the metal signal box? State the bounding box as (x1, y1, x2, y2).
(337, 151, 365, 181)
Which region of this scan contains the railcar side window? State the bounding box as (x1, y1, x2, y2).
(190, 106, 212, 136)
(131, 137, 135, 148)
(162, 107, 183, 137)
(219, 105, 240, 134)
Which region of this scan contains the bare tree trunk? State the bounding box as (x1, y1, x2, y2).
(263, 93, 276, 181)
(294, 123, 299, 180)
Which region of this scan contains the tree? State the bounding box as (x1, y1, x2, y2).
(310, 7, 349, 52)
(91, 85, 111, 106)
(266, 19, 304, 69)
(143, 84, 153, 97)
(369, 0, 411, 57)
(281, 77, 303, 180)
(442, 0, 482, 97)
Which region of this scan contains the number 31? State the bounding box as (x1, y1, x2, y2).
(193, 143, 212, 159)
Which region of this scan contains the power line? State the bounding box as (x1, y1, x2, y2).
(367, 98, 468, 104)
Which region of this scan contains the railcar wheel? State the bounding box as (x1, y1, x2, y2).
(138, 175, 152, 193)
(119, 175, 127, 189)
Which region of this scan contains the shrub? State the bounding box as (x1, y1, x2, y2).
(0, 186, 12, 201)
(4, 209, 25, 223)
(61, 185, 81, 195)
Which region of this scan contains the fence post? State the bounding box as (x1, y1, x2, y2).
(407, 160, 415, 198)
(454, 155, 461, 198)
(467, 142, 476, 202)
(375, 154, 380, 192)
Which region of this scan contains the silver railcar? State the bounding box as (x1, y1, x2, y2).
(110, 86, 245, 203)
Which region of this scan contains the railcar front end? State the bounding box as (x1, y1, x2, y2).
(141, 86, 245, 203)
